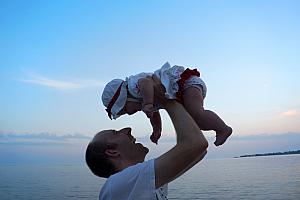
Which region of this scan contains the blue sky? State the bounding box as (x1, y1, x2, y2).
(1, 0, 300, 139)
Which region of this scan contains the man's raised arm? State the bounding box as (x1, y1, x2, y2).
(154, 92, 208, 188)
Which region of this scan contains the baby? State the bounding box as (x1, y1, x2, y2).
(102, 62, 232, 145)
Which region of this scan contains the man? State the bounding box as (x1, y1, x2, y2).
(86, 80, 208, 199)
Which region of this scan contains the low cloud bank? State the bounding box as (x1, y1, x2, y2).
(0, 132, 299, 164)
(0, 132, 90, 145)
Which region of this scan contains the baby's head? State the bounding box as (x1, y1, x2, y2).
(102, 79, 142, 119)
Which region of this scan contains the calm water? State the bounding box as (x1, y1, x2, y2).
(0, 155, 299, 200)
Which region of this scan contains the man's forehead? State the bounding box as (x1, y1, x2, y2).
(93, 129, 116, 142)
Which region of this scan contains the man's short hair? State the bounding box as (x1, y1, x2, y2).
(85, 141, 116, 178)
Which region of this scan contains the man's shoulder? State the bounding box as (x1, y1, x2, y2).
(112, 159, 154, 180)
(99, 159, 156, 199)
(101, 159, 155, 189)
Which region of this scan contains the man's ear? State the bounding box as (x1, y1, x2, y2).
(105, 149, 120, 157)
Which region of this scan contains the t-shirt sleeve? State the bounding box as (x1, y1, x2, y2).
(99, 159, 156, 200)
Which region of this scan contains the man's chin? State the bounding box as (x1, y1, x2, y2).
(142, 146, 149, 156)
(145, 147, 149, 154)
(136, 143, 149, 157)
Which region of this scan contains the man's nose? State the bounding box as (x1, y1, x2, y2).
(121, 127, 131, 136)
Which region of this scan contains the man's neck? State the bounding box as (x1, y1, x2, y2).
(114, 159, 141, 173)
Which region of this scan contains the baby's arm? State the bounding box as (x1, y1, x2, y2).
(150, 111, 162, 144)
(138, 76, 155, 118)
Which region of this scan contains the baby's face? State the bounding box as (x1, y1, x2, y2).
(126, 101, 142, 115)
(118, 101, 142, 116)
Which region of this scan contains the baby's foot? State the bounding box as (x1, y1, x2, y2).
(214, 126, 232, 146)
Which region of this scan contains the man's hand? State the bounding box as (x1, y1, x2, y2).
(151, 76, 168, 108)
(138, 76, 155, 115)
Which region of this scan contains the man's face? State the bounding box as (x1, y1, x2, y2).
(93, 127, 149, 163)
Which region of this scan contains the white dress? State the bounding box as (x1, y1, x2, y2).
(127, 62, 207, 101)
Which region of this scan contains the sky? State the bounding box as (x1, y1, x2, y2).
(1, 0, 300, 141)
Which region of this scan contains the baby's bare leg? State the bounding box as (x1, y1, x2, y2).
(182, 87, 232, 146)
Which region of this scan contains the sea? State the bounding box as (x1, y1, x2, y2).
(0, 155, 299, 200)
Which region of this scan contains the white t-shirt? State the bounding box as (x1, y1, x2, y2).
(99, 159, 168, 200)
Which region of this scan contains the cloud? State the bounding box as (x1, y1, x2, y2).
(280, 109, 299, 117)
(0, 132, 91, 145)
(2, 132, 300, 161)
(19, 73, 105, 90)
(0, 132, 90, 140)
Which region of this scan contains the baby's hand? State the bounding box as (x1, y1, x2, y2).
(150, 130, 161, 145)
(143, 104, 154, 118)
